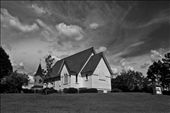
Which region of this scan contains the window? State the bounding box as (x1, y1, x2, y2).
(64, 73, 68, 84)
(39, 79, 42, 83)
(85, 74, 88, 80)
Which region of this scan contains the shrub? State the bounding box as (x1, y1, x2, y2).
(111, 88, 122, 92)
(111, 70, 145, 92)
(79, 88, 88, 93)
(63, 88, 68, 93)
(162, 91, 170, 95)
(79, 88, 98, 93)
(63, 87, 78, 94)
(42, 88, 58, 95)
(87, 88, 98, 93)
(22, 89, 34, 93)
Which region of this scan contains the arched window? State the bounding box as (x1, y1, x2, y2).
(64, 73, 68, 84)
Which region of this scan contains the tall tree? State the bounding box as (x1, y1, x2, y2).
(112, 70, 144, 92)
(147, 52, 170, 89)
(1, 71, 29, 93)
(0, 47, 13, 80)
(45, 54, 55, 76)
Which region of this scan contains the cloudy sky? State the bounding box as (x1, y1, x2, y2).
(1, 1, 170, 75)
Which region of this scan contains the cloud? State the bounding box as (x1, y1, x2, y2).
(36, 19, 58, 42)
(111, 67, 118, 74)
(31, 4, 46, 14)
(13, 62, 25, 71)
(120, 58, 126, 67)
(150, 50, 163, 62)
(126, 66, 134, 71)
(89, 23, 99, 29)
(129, 41, 144, 47)
(1, 8, 39, 32)
(119, 58, 134, 71)
(137, 15, 170, 28)
(140, 62, 150, 69)
(36, 19, 53, 33)
(56, 23, 84, 41)
(96, 46, 107, 53)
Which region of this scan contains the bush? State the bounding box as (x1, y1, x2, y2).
(87, 88, 98, 93)
(162, 91, 170, 95)
(42, 88, 58, 95)
(79, 88, 98, 93)
(22, 89, 34, 93)
(79, 88, 88, 93)
(111, 88, 122, 92)
(63, 87, 78, 94)
(111, 70, 145, 92)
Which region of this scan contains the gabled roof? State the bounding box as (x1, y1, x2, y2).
(34, 64, 43, 76)
(50, 60, 64, 77)
(64, 47, 95, 74)
(49, 47, 95, 78)
(81, 52, 113, 75)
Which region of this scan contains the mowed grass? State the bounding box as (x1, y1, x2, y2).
(1, 93, 170, 113)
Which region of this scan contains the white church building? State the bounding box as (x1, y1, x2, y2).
(34, 47, 113, 92)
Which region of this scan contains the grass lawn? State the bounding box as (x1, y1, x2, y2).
(1, 93, 170, 113)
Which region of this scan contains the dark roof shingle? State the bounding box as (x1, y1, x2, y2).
(49, 47, 95, 78)
(81, 52, 113, 75)
(35, 64, 43, 76)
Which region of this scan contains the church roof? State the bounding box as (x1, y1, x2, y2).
(49, 47, 95, 78)
(45, 47, 113, 82)
(81, 52, 113, 75)
(34, 64, 43, 76)
(63, 47, 95, 74)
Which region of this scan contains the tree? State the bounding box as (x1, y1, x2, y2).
(147, 52, 170, 90)
(45, 54, 55, 76)
(1, 71, 29, 93)
(112, 70, 144, 92)
(0, 47, 13, 80)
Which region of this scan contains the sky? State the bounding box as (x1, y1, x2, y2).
(1, 1, 170, 75)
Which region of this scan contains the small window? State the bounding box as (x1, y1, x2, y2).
(76, 74, 78, 83)
(39, 79, 42, 83)
(86, 74, 88, 80)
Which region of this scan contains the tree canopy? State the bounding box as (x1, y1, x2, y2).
(112, 70, 144, 92)
(45, 54, 55, 76)
(0, 47, 13, 80)
(1, 71, 29, 93)
(147, 52, 170, 89)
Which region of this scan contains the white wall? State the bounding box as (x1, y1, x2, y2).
(54, 64, 70, 90)
(91, 58, 111, 91)
(81, 75, 92, 88)
(70, 75, 81, 88)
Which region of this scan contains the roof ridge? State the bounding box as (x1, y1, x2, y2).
(63, 47, 95, 60)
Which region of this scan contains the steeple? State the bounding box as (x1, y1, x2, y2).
(35, 63, 43, 76)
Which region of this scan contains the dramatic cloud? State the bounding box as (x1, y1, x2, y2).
(150, 50, 163, 62)
(1, 8, 39, 32)
(1, 1, 170, 74)
(31, 4, 46, 14)
(89, 23, 99, 29)
(56, 23, 84, 41)
(96, 46, 107, 53)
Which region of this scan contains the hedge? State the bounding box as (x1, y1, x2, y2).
(63, 87, 78, 93)
(79, 88, 98, 93)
